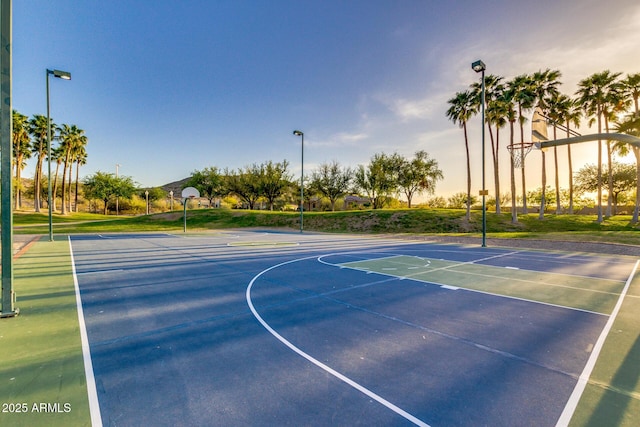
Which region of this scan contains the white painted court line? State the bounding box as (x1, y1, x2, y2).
(555, 259, 640, 427)
(68, 237, 103, 427)
(246, 256, 430, 427)
(76, 269, 124, 276)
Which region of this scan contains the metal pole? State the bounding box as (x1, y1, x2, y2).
(46, 70, 53, 241)
(1, 0, 17, 317)
(183, 199, 187, 232)
(116, 163, 120, 216)
(481, 69, 486, 247)
(300, 133, 304, 233)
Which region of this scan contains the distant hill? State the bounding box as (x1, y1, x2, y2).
(160, 177, 191, 195)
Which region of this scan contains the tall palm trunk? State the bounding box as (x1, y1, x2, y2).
(75, 162, 81, 213)
(34, 155, 44, 212)
(604, 115, 613, 217)
(14, 155, 23, 209)
(509, 120, 517, 223)
(633, 147, 640, 223)
(539, 150, 547, 220)
(518, 106, 528, 214)
(566, 120, 574, 214)
(552, 126, 561, 213)
(596, 110, 603, 223)
(67, 161, 73, 213)
(489, 125, 500, 214)
(463, 122, 471, 221)
(53, 161, 61, 212)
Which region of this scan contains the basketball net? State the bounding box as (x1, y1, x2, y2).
(507, 143, 534, 169)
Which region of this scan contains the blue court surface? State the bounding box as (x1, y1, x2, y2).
(69, 231, 638, 426)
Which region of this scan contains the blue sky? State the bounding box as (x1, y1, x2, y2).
(13, 0, 640, 198)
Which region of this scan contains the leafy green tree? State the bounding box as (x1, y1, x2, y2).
(185, 166, 225, 207)
(12, 110, 31, 209)
(575, 162, 636, 215)
(143, 187, 167, 202)
(446, 90, 476, 220)
(225, 167, 261, 209)
(258, 160, 291, 210)
(83, 172, 117, 215)
(397, 151, 442, 208)
(354, 153, 400, 209)
(83, 172, 136, 215)
(448, 192, 477, 209)
(309, 161, 352, 211)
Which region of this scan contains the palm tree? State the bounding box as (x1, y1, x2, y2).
(52, 145, 64, 212)
(530, 70, 561, 220)
(12, 110, 31, 209)
(486, 88, 509, 215)
(446, 90, 477, 221)
(563, 99, 582, 214)
(58, 124, 86, 215)
(546, 97, 563, 214)
(472, 74, 505, 214)
(531, 69, 562, 106)
(622, 73, 640, 118)
(546, 93, 576, 214)
(576, 70, 622, 222)
(509, 74, 536, 213)
(615, 74, 640, 222)
(74, 146, 88, 212)
(28, 114, 52, 212)
(499, 87, 519, 223)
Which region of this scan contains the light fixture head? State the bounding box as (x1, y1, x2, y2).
(471, 60, 486, 73)
(293, 130, 303, 136)
(49, 69, 72, 80)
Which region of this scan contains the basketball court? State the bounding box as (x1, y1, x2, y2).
(59, 230, 639, 426)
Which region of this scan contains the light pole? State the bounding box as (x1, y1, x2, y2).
(293, 130, 304, 233)
(169, 191, 174, 211)
(145, 190, 149, 215)
(116, 163, 120, 215)
(472, 60, 487, 247)
(46, 68, 71, 242)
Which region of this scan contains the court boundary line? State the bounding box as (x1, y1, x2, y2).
(555, 259, 640, 427)
(68, 237, 103, 427)
(246, 255, 430, 427)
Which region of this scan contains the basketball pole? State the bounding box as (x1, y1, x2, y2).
(1, 0, 18, 318)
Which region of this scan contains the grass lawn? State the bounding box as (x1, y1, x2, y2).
(13, 208, 640, 247)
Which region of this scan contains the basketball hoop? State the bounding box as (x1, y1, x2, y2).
(507, 142, 534, 169)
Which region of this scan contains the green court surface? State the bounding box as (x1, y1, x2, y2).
(342, 255, 625, 314)
(0, 240, 91, 427)
(569, 274, 640, 427)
